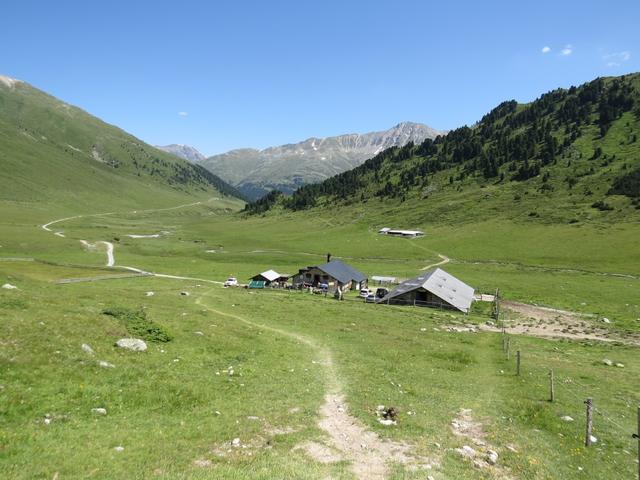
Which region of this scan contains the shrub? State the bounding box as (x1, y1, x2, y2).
(102, 307, 172, 342)
(591, 200, 614, 211)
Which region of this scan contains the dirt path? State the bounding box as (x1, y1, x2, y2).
(196, 293, 432, 479)
(43, 200, 224, 285)
(421, 253, 450, 271)
(482, 301, 640, 346)
(79, 240, 114, 267)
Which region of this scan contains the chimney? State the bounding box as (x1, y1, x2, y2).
(327, 253, 332, 263)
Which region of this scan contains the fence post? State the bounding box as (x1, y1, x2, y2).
(516, 350, 521, 376)
(549, 370, 555, 402)
(585, 398, 593, 447)
(634, 406, 639, 480)
(506, 337, 511, 360)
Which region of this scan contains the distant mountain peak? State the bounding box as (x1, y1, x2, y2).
(156, 144, 206, 163)
(198, 121, 444, 200)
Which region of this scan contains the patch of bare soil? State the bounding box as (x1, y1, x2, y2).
(482, 301, 640, 346)
(451, 408, 513, 479)
(307, 393, 434, 480)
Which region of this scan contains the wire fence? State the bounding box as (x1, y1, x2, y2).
(493, 288, 640, 475)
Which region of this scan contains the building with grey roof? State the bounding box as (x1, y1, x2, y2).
(376, 268, 474, 313)
(293, 259, 367, 291)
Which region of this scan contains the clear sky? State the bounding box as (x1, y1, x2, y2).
(2, 0, 639, 155)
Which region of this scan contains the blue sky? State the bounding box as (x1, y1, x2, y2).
(2, 1, 639, 155)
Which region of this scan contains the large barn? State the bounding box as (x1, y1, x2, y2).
(293, 259, 367, 291)
(376, 268, 474, 313)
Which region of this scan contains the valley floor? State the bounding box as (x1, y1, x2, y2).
(1, 199, 639, 479)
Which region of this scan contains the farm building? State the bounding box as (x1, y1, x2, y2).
(371, 275, 398, 285)
(293, 259, 367, 291)
(249, 269, 290, 288)
(376, 268, 474, 313)
(378, 227, 424, 238)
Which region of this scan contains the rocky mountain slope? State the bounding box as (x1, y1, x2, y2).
(199, 122, 443, 200)
(155, 144, 206, 163)
(0, 75, 245, 209)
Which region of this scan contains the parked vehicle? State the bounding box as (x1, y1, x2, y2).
(224, 277, 238, 287)
(359, 288, 372, 298)
(365, 293, 377, 303)
(375, 287, 389, 299)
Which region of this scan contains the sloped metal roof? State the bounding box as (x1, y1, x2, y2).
(259, 269, 281, 281)
(377, 268, 474, 312)
(315, 260, 367, 284)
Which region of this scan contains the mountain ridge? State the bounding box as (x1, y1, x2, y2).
(245, 73, 640, 224)
(198, 121, 443, 200)
(0, 75, 246, 209)
(155, 144, 206, 163)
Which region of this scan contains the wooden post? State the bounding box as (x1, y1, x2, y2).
(549, 370, 555, 402)
(516, 350, 521, 376)
(634, 406, 640, 480)
(506, 338, 511, 360)
(494, 288, 500, 322)
(585, 398, 593, 447)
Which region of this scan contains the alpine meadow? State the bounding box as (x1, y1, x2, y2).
(1, 3, 640, 480)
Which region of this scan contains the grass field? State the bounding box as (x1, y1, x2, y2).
(1, 199, 639, 479)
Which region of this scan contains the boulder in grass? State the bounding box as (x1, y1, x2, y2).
(115, 338, 147, 352)
(81, 343, 95, 356)
(1, 283, 18, 290)
(98, 360, 115, 368)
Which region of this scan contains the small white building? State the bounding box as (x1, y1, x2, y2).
(378, 227, 425, 238)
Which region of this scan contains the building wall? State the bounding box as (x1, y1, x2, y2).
(387, 288, 457, 310)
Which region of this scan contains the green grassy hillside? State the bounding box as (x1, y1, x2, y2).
(0, 76, 246, 213)
(247, 74, 640, 225)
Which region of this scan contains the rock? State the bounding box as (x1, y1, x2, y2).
(455, 445, 476, 458)
(98, 360, 115, 368)
(114, 446, 124, 452)
(602, 317, 611, 324)
(91, 408, 107, 415)
(1, 283, 17, 289)
(81, 343, 95, 356)
(115, 338, 147, 352)
(506, 444, 518, 453)
(602, 359, 613, 366)
(247, 416, 260, 421)
(427, 476, 435, 480)
(194, 331, 204, 336)
(590, 435, 598, 443)
(615, 363, 625, 368)
(378, 418, 396, 426)
(193, 459, 212, 468)
(560, 415, 574, 422)
(231, 438, 241, 447)
(420, 327, 427, 332)
(145, 291, 155, 297)
(180, 291, 190, 296)
(486, 449, 499, 465)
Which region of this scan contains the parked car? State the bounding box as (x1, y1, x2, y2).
(375, 287, 389, 299)
(365, 293, 377, 303)
(224, 277, 238, 287)
(359, 288, 372, 298)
